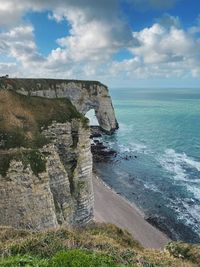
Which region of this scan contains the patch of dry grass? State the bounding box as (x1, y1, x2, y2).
(0, 223, 199, 266)
(0, 89, 87, 150)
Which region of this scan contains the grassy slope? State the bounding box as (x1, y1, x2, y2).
(0, 89, 88, 176)
(0, 223, 199, 267)
(0, 89, 87, 149)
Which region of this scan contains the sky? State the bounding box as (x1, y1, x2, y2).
(0, 0, 200, 88)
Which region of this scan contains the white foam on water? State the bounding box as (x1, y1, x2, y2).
(168, 198, 200, 237)
(184, 157, 200, 171)
(118, 142, 150, 154)
(158, 148, 200, 182)
(157, 149, 200, 237)
(186, 185, 200, 201)
(143, 182, 161, 193)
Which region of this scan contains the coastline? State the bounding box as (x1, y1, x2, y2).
(93, 174, 170, 249)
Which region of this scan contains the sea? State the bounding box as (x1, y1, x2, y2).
(89, 87, 200, 243)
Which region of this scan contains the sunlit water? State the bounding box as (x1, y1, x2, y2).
(93, 88, 200, 243)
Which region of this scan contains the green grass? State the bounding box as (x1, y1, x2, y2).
(0, 150, 46, 177)
(0, 255, 48, 267)
(50, 250, 118, 267)
(0, 223, 198, 267)
(0, 250, 131, 267)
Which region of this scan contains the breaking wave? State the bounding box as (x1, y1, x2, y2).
(158, 149, 200, 182)
(118, 142, 149, 154)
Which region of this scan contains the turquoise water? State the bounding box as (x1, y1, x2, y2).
(95, 88, 200, 243)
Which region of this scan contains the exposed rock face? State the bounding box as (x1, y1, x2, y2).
(43, 120, 93, 227)
(0, 78, 118, 133)
(0, 160, 58, 230)
(0, 78, 117, 230)
(0, 120, 93, 230)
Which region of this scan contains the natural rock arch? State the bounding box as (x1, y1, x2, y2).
(85, 109, 99, 126)
(1, 78, 118, 134)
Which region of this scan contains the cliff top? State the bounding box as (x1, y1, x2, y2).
(0, 89, 87, 150)
(0, 77, 108, 92)
(0, 89, 89, 177)
(0, 223, 199, 266)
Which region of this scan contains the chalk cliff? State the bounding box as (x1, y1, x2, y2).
(0, 78, 118, 133)
(0, 120, 93, 230)
(0, 77, 116, 230)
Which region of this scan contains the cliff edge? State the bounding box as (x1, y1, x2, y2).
(0, 78, 118, 134)
(0, 87, 94, 230)
(0, 77, 118, 230)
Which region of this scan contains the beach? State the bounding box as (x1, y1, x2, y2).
(93, 175, 170, 249)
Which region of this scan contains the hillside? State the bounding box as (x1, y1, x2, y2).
(0, 89, 86, 150)
(0, 223, 199, 267)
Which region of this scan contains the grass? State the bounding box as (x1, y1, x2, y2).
(0, 255, 49, 267)
(0, 89, 88, 150)
(0, 250, 127, 267)
(0, 149, 46, 177)
(166, 242, 200, 264)
(0, 89, 89, 176)
(0, 223, 199, 267)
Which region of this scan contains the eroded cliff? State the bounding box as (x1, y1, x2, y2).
(0, 89, 93, 230)
(0, 78, 118, 133)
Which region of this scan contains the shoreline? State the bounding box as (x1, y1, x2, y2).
(93, 174, 171, 249)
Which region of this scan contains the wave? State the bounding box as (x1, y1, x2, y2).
(158, 149, 200, 182)
(118, 143, 149, 154)
(143, 182, 161, 193)
(169, 198, 200, 237)
(186, 185, 200, 201)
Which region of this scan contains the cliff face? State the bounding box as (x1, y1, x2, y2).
(0, 89, 93, 230)
(0, 120, 93, 230)
(43, 120, 93, 227)
(0, 78, 118, 133)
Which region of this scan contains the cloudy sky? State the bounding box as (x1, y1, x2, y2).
(0, 0, 200, 87)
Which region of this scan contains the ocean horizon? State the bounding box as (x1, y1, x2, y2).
(92, 87, 200, 243)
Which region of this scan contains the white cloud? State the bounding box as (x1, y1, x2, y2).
(0, 0, 136, 75)
(131, 23, 200, 65)
(0, 1, 200, 83)
(0, 25, 44, 68)
(108, 18, 200, 80)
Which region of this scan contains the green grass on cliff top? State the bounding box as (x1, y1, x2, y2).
(0, 223, 199, 267)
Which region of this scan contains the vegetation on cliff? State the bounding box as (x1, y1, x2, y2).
(0, 223, 199, 267)
(0, 89, 88, 149)
(0, 89, 88, 177)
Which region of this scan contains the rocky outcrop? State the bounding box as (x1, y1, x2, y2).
(0, 78, 118, 133)
(0, 78, 117, 231)
(43, 120, 93, 227)
(0, 120, 93, 230)
(0, 160, 58, 230)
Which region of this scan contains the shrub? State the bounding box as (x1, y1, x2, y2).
(166, 242, 200, 265)
(50, 250, 116, 267)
